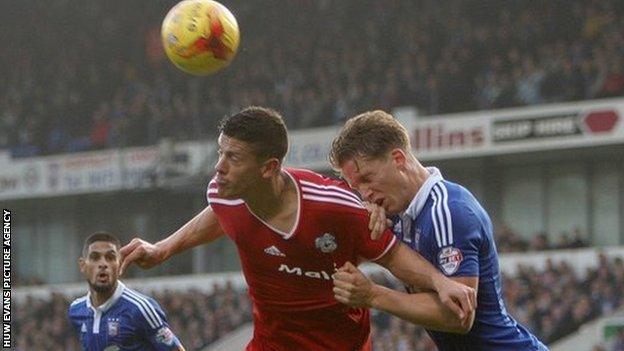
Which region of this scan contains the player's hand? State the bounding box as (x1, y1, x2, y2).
(363, 202, 393, 240)
(119, 238, 167, 276)
(332, 261, 376, 308)
(433, 277, 477, 320)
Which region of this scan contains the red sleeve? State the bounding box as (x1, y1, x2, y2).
(359, 227, 397, 261)
(341, 209, 398, 262)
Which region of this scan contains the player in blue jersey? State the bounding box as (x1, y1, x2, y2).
(330, 110, 548, 351)
(68, 232, 185, 351)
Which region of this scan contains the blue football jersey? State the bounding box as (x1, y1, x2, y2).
(68, 281, 183, 351)
(393, 167, 548, 351)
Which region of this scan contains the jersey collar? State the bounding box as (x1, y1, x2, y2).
(86, 280, 126, 313)
(402, 167, 444, 220)
(245, 168, 301, 240)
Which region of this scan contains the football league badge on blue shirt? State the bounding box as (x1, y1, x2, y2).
(156, 326, 176, 346)
(438, 247, 463, 275)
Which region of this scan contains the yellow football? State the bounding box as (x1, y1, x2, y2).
(161, 0, 240, 75)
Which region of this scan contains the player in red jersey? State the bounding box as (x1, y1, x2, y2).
(120, 106, 476, 350)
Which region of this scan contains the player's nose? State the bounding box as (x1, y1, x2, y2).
(97, 259, 108, 269)
(214, 155, 227, 173)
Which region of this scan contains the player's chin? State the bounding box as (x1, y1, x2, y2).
(90, 280, 116, 293)
(218, 187, 240, 199)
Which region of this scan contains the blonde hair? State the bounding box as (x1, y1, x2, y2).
(329, 110, 411, 168)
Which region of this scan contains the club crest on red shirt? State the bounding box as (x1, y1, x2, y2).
(315, 233, 337, 253)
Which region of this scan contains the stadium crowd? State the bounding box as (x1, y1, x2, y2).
(14, 254, 623, 350)
(495, 226, 589, 253)
(369, 253, 624, 350)
(601, 330, 624, 351)
(2, 0, 624, 157)
(13, 227, 590, 288)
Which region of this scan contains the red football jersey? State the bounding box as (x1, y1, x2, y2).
(207, 168, 397, 350)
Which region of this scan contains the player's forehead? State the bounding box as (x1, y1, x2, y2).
(340, 158, 358, 179)
(217, 133, 255, 155)
(341, 157, 376, 178)
(86, 241, 118, 255)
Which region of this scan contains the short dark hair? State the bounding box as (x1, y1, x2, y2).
(329, 110, 411, 169)
(218, 106, 289, 161)
(82, 232, 121, 257)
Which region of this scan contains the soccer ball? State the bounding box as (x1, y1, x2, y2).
(161, 0, 240, 75)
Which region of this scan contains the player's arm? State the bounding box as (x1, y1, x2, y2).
(151, 325, 186, 350)
(66, 306, 81, 340)
(346, 204, 475, 319)
(120, 206, 225, 274)
(374, 242, 463, 297)
(363, 202, 476, 318)
(366, 203, 478, 318)
(138, 299, 186, 351)
(335, 265, 476, 333)
(371, 241, 476, 319)
(338, 199, 483, 331)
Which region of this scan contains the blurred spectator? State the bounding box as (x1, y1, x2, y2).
(495, 226, 589, 253)
(494, 224, 530, 252)
(2, 0, 624, 157)
(599, 60, 624, 98)
(13, 226, 591, 288)
(14, 255, 624, 350)
(13, 276, 44, 287)
(612, 329, 624, 351)
(369, 254, 624, 349)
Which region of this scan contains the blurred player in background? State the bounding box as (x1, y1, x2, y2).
(330, 110, 548, 350)
(119, 106, 476, 350)
(68, 232, 185, 351)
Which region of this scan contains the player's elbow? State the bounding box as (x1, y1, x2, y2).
(440, 309, 475, 334)
(455, 323, 472, 335)
(446, 322, 471, 335)
(453, 310, 475, 334)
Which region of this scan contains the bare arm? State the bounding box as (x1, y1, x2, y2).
(374, 242, 477, 319)
(375, 242, 440, 291)
(368, 277, 477, 333)
(157, 206, 224, 260)
(364, 203, 442, 292)
(120, 206, 225, 274)
(333, 263, 477, 333)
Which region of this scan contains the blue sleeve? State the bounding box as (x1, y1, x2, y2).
(137, 298, 184, 350)
(67, 305, 80, 335)
(67, 304, 88, 350)
(430, 192, 482, 277)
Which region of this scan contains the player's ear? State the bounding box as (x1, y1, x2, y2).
(390, 148, 407, 168)
(78, 257, 86, 273)
(260, 157, 280, 179)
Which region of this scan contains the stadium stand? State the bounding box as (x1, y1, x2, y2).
(12, 227, 590, 288)
(2, 0, 624, 156)
(369, 254, 624, 350)
(14, 253, 623, 350)
(14, 281, 252, 351)
(5, 0, 624, 350)
(495, 226, 590, 253)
